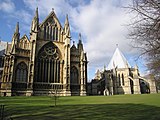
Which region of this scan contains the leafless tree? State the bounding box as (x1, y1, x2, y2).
(127, 0, 160, 84)
(50, 85, 61, 107)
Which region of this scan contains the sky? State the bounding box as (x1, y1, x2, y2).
(0, 0, 148, 80)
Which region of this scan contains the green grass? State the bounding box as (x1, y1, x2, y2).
(0, 94, 160, 120)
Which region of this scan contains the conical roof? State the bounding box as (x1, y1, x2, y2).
(107, 48, 130, 70)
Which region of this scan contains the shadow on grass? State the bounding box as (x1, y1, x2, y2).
(4, 103, 160, 120)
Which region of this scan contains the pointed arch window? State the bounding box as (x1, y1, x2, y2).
(122, 73, 125, 86)
(36, 42, 62, 83)
(15, 62, 28, 82)
(118, 74, 121, 86)
(70, 66, 78, 84)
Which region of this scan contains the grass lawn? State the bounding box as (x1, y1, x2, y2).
(0, 94, 160, 120)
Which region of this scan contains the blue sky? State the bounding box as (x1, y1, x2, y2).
(0, 0, 148, 80)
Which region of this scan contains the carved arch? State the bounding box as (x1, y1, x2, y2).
(35, 42, 62, 83)
(38, 42, 61, 60)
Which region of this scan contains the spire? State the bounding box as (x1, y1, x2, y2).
(78, 33, 82, 44)
(79, 33, 82, 40)
(104, 64, 106, 71)
(11, 22, 20, 53)
(135, 64, 138, 69)
(78, 33, 83, 51)
(36, 7, 39, 19)
(64, 14, 70, 37)
(15, 22, 19, 33)
(73, 41, 75, 45)
(31, 7, 39, 33)
(12, 22, 20, 42)
(107, 48, 131, 70)
(65, 14, 69, 25)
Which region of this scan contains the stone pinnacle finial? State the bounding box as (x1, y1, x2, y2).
(135, 64, 138, 69)
(15, 22, 19, 33)
(64, 14, 69, 26)
(79, 33, 81, 40)
(36, 7, 39, 18)
(104, 64, 106, 71)
(116, 44, 118, 47)
(52, 8, 54, 11)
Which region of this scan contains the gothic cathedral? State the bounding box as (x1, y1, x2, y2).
(0, 8, 88, 96)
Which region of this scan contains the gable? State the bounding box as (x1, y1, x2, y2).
(40, 11, 62, 29)
(38, 11, 63, 42)
(20, 34, 29, 43)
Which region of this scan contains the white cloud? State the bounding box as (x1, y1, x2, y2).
(23, 0, 73, 21)
(70, 0, 137, 66)
(22, 0, 145, 79)
(0, 0, 32, 38)
(0, 0, 15, 13)
(0, 0, 145, 79)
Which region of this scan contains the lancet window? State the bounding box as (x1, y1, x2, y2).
(43, 18, 59, 41)
(70, 66, 79, 84)
(15, 62, 28, 82)
(118, 74, 121, 86)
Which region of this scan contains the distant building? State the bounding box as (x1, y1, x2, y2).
(0, 41, 7, 86)
(88, 48, 157, 95)
(0, 8, 88, 96)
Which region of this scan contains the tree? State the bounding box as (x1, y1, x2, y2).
(128, 0, 160, 83)
(50, 85, 61, 107)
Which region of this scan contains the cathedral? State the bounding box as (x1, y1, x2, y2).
(0, 8, 88, 96)
(88, 47, 157, 95)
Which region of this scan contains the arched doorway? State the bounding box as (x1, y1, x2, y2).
(34, 42, 63, 92)
(70, 66, 80, 95)
(12, 62, 28, 96)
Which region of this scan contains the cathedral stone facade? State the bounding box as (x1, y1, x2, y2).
(88, 48, 157, 95)
(0, 8, 87, 96)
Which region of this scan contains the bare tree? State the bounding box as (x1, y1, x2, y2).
(127, 0, 160, 84)
(50, 85, 61, 107)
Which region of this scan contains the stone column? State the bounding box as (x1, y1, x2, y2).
(63, 37, 71, 96)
